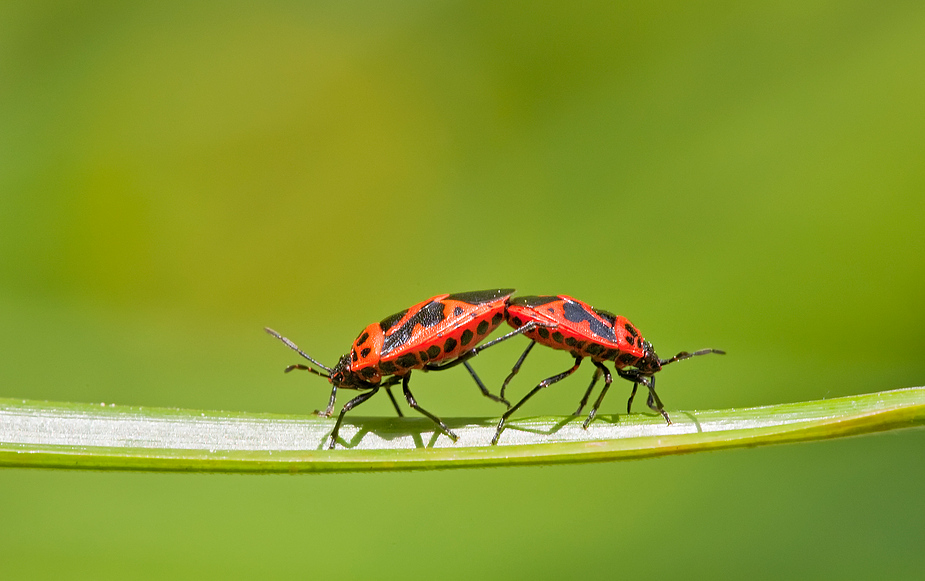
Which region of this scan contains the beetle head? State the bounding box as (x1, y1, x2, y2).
(633, 340, 663, 375)
(327, 353, 371, 389)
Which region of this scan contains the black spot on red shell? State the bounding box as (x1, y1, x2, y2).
(561, 299, 617, 342)
(460, 329, 474, 346)
(602, 349, 617, 360)
(356, 332, 370, 346)
(618, 352, 637, 365)
(624, 323, 638, 337)
(380, 361, 397, 374)
(453, 306, 463, 317)
(360, 347, 371, 358)
(359, 367, 376, 379)
(381, 301, 447, 357)
(445, 289, 514, 305)
(379, 309, 409, 332)
(443, 337, 457, 353)
(396, 353, 418, 368)
(565, 337, 577, 347)
(512, 316, 523, 327)
(547, 307, 555, 314)
(510, 295, 557, 308)
(418, 350, 429, 362)
(476, 320, 489, 335)
(351, 350, 358, 363)
(626, 335, 635, 344)
(552, 331, 564, 343)
(585, 343, 604, 357)
(427, 345, 440, 359)
(538, 327, 550, 339)
(593, 308, 618, 326)
(570, 350, 581, 358)
(491, 312, 502, 326)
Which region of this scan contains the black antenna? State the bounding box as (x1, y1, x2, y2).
(660, 348, 725, 367)
(265, 327, 333, 376)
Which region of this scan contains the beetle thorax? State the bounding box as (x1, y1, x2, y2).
(328, 353, 368, 389)
(634, 341, 662, 374)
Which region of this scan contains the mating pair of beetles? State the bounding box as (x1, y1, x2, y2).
(266, 289, 723, 448)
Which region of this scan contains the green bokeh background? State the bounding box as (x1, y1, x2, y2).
(2, 2, 923, 578)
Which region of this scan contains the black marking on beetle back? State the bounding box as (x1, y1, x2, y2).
(427, 345, 440, 359)
(510, 295, 559, 308)
(445, 289, 514, 305)
(359, 367, 376, 379)
(618, 352, 638, 365)
(512, 316, 523, 327)
(379, 309, 409, 332)
(443, 337, 457, 353)
(602, 349, 617, 360)
(565, 336, 577, 347)
(395, 353, 418, 368)
(360, 347, 371, 358)
(418, 350, 429, 363)
(538, 327, 550, 339)
(476, 320, 489, 335)
(380, 361, 397, 374)
(561, 299, 617, 342)
(351, 350, 358, 363)
(491, 312, 503, 326)
(552, 331, 564, 343)
(356, 332, 370, 346)
(624, 323, 638, 337)
(453, 306, 463, 317)
(585, 343, 604, 357)
(381, 301, 447, 357)
(460, 329, 474, 346)
(594, 308, 618, 326)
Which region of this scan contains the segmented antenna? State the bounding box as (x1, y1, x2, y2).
(264, 327, 333, 376)
(660, 348, 725, 367)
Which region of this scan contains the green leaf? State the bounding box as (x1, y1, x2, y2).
(1, 387, 922, 472)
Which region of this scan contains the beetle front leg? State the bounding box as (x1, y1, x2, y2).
(327, 387, 379, 449)
(582, 361, 613, 428)
(314, 383, 338, 417)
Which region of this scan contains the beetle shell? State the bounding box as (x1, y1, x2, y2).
(346, 289, 515, 384)
(506, 295, 649, 369)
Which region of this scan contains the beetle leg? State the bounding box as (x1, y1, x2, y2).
(500, 340, 536, 402)
(424, 323, 552, 407)
(573, 365, 602, 416)
(424, 322, 550, 374)
(492, 356, 582, 445)
(470, 321, 551, 355)
(645, 375, 671, 425)
(626, 382, 639, 414)
(314, 383, 338, 418)
(420, 359, 509, 407)
(617, 369, 647, 415)
(463, 361, 510, 407)
(401, 374, 459, 442)
(582, 362, 613, 429)
(327, 387, 378, 449)
(382, 378, 404, 417)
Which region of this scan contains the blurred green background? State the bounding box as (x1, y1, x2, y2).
(2, 1, 923, 578)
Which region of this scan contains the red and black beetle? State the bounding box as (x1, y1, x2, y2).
(492, 294, 724, 444)
(267, 289, 547, 449)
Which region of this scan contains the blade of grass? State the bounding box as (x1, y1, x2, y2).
(0, 387, 922, 472)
